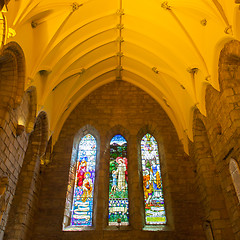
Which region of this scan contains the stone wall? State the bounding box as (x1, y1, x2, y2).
(2, 36, 240, 240)
(0, 41, 27, 239)
(191, 40, 240, 240)
(3, 111, 48, 240)
(190, 112, 234, 240)
(0, 98, 29, 238)
(31, 81, 205, 240)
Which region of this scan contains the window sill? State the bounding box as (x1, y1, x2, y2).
(63, 225, 172, 232)
(63, 226, 96, 231)
(143, 224, 172, 232)
(104, 225, 132, 231)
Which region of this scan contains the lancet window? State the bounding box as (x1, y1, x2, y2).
(64, 132, 167, 230)
(141, 133, 166, 225)
(108, 134, 129, 226)
(63, 134, 97, 229)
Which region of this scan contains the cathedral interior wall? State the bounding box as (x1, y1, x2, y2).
(29, 81, 205, 240)
(1, 40, 240, 240)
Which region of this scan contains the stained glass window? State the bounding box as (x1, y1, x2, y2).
(141, 133, 166, 225)
(108, 135, 129, 226)
(70, 134, 97, 227)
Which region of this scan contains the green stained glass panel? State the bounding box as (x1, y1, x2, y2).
(108, 135, 129, 226)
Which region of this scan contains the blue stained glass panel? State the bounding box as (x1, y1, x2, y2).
(108, 135, 129, 226)
(71, 134, 96, 226)
(141, 133, 166, 225)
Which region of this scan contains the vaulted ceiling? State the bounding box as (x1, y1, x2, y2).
(3, 0, 240, 152)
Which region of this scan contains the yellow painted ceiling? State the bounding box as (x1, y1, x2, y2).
(2, 0, 240, 152)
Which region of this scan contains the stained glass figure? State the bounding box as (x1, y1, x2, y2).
(141, 133, 166, 224)
(71, 134, 96, 226)
(108, 135, 129, 226)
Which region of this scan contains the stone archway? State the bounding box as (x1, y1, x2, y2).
(3, 111, 48, 240)
(218, 40, 240, 92)
(0, 42, 25, 126)
(192, 110, 234, 240)
(29, 80, 205, 239)
(62, 124, 100, 230)
(24, 86, 37, 134)
(200, 39, 240, 240)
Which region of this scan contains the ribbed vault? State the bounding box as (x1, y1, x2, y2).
(3, 0, 240, 152)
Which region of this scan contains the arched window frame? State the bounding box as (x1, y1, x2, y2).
(138, 131, 172, 231)
(229, 158, 240, 202)
(108, 134, 129, 226)
(140, 133, 167, 225)
(63, 126, 172, 231)
(63, 126, 100, 231)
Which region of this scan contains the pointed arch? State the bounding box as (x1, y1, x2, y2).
(63, 125, 99, 230)
(141, 133, 166, 225)
(0, 42, 25, 108)
(4, 110, 49, 239)
(108, 134, 129, 226)
(0, 42, 25, 127)
(218, 40, 240, 91)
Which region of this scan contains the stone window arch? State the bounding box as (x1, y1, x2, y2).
(140, 133, 166, 225)
(229, 158, 240, 202)
(63, 126, 100, 230)
(63, 126, 169, 230)
(108, 134, 129, 226)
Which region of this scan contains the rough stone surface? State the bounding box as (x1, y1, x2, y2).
(30, 81, 205, 240)
(3, 40, 240, 240)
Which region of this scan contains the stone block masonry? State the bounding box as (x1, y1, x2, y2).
(31, 81, 205, 240)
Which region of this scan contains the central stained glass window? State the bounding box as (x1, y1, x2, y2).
(71, 134, 96, 226)
(141, 133, 166, 225)
(108, 134, 129, 226)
